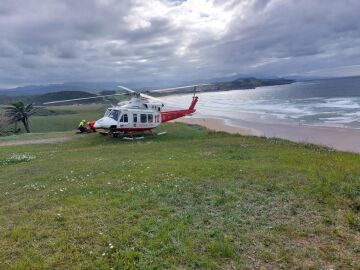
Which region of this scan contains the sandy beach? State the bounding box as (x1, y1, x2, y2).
(177, 117, 360, 154)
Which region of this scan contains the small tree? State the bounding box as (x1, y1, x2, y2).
(5, 101, 35, 133)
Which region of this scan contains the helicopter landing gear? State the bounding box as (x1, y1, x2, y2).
(123, 136, 144, 141)
(109, 126, 119, 138)
(122, 132, 145, 140)
(157, 131, 167, 136)
(105, 128, 167, 140)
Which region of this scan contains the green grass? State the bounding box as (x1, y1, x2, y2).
(0, 131, 75, 144)
(0, 122, 359, 269)
(2, 103, 108, 134)
(30, 104, 108, 133)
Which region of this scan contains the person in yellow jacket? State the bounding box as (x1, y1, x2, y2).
(78, 119, 87, 133)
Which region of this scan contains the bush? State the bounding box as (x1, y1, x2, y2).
(0, 109, 9, 136)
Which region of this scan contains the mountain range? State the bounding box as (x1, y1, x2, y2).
(0, 77, 295, 97)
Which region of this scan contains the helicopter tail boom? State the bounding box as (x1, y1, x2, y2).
(161, 96, 198, 123)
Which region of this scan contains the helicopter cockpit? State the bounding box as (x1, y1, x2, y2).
(105, 109, 119, 121)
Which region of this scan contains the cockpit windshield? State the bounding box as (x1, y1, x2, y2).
(108, 110, 120, 121)
(104, 109, 112, 117)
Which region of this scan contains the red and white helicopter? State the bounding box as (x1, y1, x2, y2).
(44, 84, 205, 138)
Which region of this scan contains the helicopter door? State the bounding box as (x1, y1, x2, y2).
(147, 114, 153, 125)
(119, 113, 128, 127)
(155, 114, 160, 123)
(119, 114, 128, 122)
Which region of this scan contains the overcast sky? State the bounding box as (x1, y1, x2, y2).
(0, 0, 360, 87)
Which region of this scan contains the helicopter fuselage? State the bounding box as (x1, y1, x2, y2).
(93, 97, 163, 132)
(94, 107, 162, 132)
(42, 85, 200, 135)
(93, 96, 198, 133)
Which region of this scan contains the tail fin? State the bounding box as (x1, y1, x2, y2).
(189, 96, 198, 111)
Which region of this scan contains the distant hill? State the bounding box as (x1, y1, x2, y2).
(148, 77, 295, 95)
(0, 91, 103, 105)
(0, 82, 121, 97)
(221, 77, 295, 89)
(0, 78, 295, 101)
(32, 91, 98, 105)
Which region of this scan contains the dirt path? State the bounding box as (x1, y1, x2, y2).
(0, 135, 74, 147)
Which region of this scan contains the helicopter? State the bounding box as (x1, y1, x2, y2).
(43, 84, 205, 138)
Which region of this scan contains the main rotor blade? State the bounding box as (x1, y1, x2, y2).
(118, 85, 164, 103)
(139, 93, 164, 103)
(139, 83, 208, 106)
(117, 85, 136, 93)
(147, 83, 210, 93)
(116, 83, 204, 108)
(43, 93, 127, 105)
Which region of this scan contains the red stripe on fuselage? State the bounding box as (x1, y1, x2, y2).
(98, 127, 155, 132)
(117, 127, 154, 132)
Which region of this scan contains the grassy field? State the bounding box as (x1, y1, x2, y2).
(30, 104, 108, 133)
(0, 105, 359, 269)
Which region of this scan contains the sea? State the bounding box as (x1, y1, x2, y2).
(162, 76, 360, 129)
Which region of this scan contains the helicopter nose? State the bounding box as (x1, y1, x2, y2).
(94, 117, 117, 129)
(93, 120, 101, 128)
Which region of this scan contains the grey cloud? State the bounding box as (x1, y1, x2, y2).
(0, 0, 360, 88)
(193, 0, 360, 77)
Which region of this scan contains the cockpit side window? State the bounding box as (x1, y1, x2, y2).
(109, 110, 119, 121)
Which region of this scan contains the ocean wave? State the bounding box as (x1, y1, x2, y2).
(161, 83, 360, 129)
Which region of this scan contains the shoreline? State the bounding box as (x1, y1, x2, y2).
(177, 117, 360, 154)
